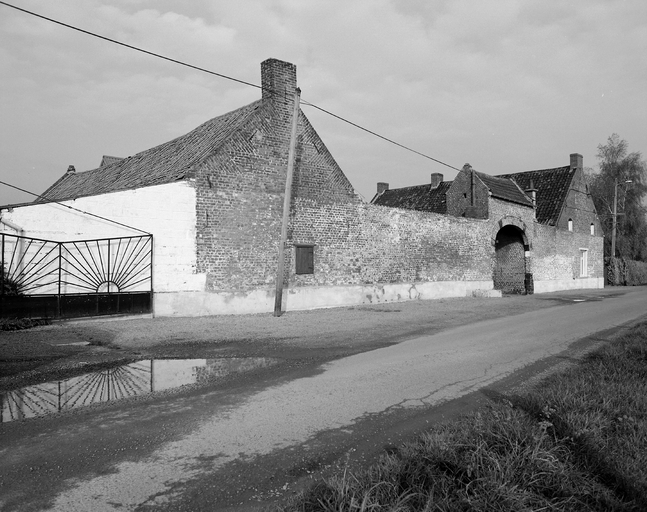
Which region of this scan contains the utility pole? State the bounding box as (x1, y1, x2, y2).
(274, 87, 301, 317)
(611, 177, 618, 259)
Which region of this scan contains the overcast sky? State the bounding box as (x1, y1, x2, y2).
(1, 0, 646, 206)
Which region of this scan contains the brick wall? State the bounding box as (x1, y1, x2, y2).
(485, 194, 603, 285)
(289, 200, 494, 289)
(532, 224, 603, 281)
(194, 58, 358, 293)
(557, 167, 602, 235)
(446, 167, 490, 219)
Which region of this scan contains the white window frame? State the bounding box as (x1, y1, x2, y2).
(579, 248, 588, 277)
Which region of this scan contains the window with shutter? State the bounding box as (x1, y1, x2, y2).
(295, 245, 315, 275)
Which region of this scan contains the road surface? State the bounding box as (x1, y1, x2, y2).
(1, 288, 646, 511)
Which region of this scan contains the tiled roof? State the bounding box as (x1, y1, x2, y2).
(40, 100, 264, 202)
(371, 182, 451, 213)
(476, 171, 534, 208)
(497, 166, 574, 225)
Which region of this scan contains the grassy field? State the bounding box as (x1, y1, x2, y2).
(275, 321, 647, 511)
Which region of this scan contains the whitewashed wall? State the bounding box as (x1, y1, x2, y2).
(0, 182, 203, 294)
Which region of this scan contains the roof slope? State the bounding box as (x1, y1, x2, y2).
(497, 166, 574, 225)
(476, 171, 533, 207)
(372, 182, 451, 213)
(40, 100, 263, 202)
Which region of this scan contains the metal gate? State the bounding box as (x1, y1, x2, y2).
(1, 233, 153, 319)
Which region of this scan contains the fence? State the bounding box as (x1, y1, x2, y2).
(1, 233, 153, 319)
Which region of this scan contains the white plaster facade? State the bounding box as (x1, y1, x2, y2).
(1, 182, 204, 303)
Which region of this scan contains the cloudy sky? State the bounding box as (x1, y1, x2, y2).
(1, 0, 645, 206)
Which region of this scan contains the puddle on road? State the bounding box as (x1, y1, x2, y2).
(0, 357, 276, 423)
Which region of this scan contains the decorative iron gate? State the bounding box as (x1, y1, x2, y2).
(1, 233, 153, 319)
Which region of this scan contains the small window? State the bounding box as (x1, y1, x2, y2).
(580, 249, 588, 277)
(590, 223, 595, 236)
(568, 219, 573, 231)
(295, 245, 315, 275)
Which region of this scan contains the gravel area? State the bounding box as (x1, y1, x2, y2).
(0, 288, 628, 390)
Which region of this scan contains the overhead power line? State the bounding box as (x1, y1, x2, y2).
(300, 100, 460, 171)
(0, 1, 260, 90)
(0, 179, 151, 235)
(0, 0, 460, 172)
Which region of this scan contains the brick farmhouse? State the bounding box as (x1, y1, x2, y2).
(0, 59, 603, 316)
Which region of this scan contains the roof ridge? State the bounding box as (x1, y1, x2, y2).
(497, 165, 572, 177)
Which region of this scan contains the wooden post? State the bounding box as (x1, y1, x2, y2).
(274, 87, 301, 317)
(611, 177, 618, 259)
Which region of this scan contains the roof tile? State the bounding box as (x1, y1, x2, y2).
(372, 182, 451, 213)
(40, 100, 264, 202)
(476, 171, 533, 207)
(497, 166, 574, 225)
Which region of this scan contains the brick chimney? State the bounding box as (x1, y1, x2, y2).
(525, 178, 537, 206)
(430, 173, 443, 189)
(377, 182, 389, 194)
(261, 58, 297, 104)
(66, 165, 76, 175)
(570, 153, 583, 171)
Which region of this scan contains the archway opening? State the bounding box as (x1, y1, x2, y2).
(494, 225, 527, 294)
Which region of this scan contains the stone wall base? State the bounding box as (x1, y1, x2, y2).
(153, 277, 605, 316)
(533, 277, 604, 294)
(153, 280, 497, 316)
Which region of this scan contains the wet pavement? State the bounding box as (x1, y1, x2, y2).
(1, 357, 277, 423)
(1, 287, 646, 511)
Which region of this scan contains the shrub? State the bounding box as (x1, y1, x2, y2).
(1, 264, 22, 296)
(0, 317, 51, 331)
(624, 259, 647, 285)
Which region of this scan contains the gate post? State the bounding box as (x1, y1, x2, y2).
(1, 234, 4, 297)
(57, 243, 62, 318)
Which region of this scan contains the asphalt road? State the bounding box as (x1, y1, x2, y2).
(1, 288, 646, 511)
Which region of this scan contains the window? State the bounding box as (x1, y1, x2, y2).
(295, 245, 315, 275)
(580, 249, 588, 277)
(568, 219, 573, 231)
(590, 223, 595, 235)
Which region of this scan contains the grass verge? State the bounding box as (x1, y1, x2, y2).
(275, 322, 647, 511)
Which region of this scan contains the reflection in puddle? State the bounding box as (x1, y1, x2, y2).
(0, 357, 275, 423)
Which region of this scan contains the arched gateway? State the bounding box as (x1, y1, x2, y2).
(493, 218, 530, 294)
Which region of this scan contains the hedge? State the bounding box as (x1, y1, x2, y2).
(605, 257, 647, 286)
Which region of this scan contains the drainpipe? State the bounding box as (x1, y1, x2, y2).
(0, 215, 26, 274)
(0, 216, 25, 236)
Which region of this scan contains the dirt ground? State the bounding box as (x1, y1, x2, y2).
(0, 289, 627, 392)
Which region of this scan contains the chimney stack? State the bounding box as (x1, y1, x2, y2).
(66, 165, 76, 175)
(261, 58, 297, 103)
(570, 153, 583, 171)
(525, 178, 537, 206)
(377, 182, 389, 194)
(430, 173, 443, 189)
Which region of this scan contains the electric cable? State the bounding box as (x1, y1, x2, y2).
(0, 1, 260, 91)
(0, 0, 460, 172)
(300, 100, 460, 171)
